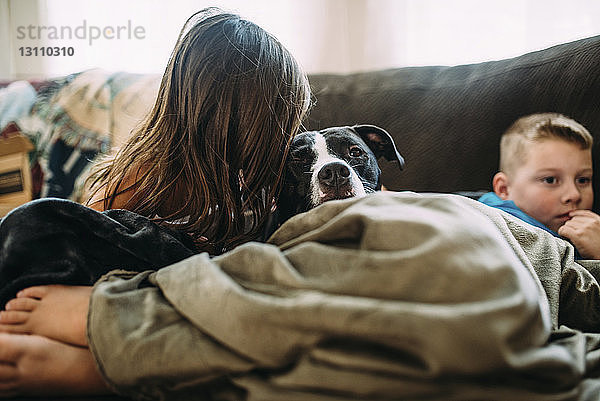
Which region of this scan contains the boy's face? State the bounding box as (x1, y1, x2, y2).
(498, 139, 594, 232)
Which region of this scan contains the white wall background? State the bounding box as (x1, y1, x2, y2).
(1, 0, 600, 80)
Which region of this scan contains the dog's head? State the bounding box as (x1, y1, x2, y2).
(276, 124, 404, 223)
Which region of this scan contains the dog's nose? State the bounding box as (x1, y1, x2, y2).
(318, 162, 351, 187)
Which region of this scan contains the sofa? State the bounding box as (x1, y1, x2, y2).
(1, 35, 599, 215)
(1, 35, 600, 401)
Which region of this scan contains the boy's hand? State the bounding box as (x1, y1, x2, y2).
(558, 210, 600, 259)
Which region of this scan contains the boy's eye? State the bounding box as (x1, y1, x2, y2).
(542, 176, 557, 184)
(577, 177, 592, 185)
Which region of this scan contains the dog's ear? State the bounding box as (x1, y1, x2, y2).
(353, 125, 405, 170)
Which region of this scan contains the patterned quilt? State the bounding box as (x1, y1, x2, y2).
(0, 69, 160, 202)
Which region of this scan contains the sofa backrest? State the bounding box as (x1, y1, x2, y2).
(306, 35, 600, 212)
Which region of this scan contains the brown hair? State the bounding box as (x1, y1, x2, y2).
(499, 112, 593, 175)
(86, 8, 311, 253)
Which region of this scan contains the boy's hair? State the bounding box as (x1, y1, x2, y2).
(87, 8, 311, 253)
(499, 112, 593, 175)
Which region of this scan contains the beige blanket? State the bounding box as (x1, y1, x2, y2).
(88, 192, 600, 400)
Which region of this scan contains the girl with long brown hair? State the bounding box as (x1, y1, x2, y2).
(0, 8, 310, 396)
(87, 7, 311, 254)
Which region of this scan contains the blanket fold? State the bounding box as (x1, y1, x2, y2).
(87, 192, 600, 400)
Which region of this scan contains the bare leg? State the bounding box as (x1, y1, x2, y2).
(0, 333, 110, 397)
(0, 285, 91, 347)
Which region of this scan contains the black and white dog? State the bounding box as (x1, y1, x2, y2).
(276, 124, 405, 225)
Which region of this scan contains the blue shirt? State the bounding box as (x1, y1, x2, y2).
(478, 192, 582, 259)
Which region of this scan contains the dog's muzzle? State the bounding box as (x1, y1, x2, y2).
(318, 162, 351, 187)
(316, 161, 356, 203)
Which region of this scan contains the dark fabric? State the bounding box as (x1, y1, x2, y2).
(306, 35, 600, 213)
(0, 198, 197, 308)
(44, 139, 98, 198)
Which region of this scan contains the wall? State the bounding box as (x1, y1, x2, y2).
(1, 0, 600, 80)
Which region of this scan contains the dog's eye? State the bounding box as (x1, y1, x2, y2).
(349, 146, 363, 157)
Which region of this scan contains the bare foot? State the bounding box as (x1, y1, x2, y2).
(0, 285, 92, 347)
(0, 333, 110, 397)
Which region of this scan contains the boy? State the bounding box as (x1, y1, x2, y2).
(479, 112, 600, 259)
